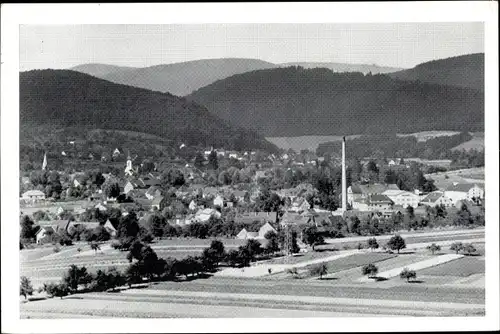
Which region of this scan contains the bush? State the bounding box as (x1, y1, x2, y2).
(286, 267, 299, 278)
(399, 268, 417, 282)
(309, 263, 328, 279)
(387, 235, 406, 253)
(361, 263, 379, 278)
(43, 282, 70, 299)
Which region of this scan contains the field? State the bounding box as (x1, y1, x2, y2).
(265, 135, 361, 151)
(302, 252, 397, 277)
(419, 257, 485, 277)
(20, 228, 485, 318)
(451, 132, 484, 151)
(396, 131, 461, 142)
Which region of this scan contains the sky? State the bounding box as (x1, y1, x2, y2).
(19, 23, 484, 71)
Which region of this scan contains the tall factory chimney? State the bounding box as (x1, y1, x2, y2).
(342, 136, 347, 212)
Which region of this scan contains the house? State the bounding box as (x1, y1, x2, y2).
(193, 208, 221, 223)
(382, 190, 420, 208)
(94, 203, 107, 212)
(420, 191, 453, 208)
(203, 187, 219, 198)
(88, 193, 102, 201)
(254, 171, 267, 180)
(127, 189, 147, 200)
(258, 222, 277, 238)
(231, 190, 246, 203)
(21, 190, 46, 201)
(347, 183, 399, 206)
(35, 226, 56, 244)
(236, 222, 277, 240)
(124, 181, 135, 195)
(236, 229, 259, 240)
(151, 196, 165, 211)
(188, 200, 198, 211)
(366, 194, 393, 211)
(288, 197, 311, 213)
(445, 183, 484, 205)
(213, 195, 224, 207)
(234, 212, 278, 225)
(279, 212, 312, 226)
(113, 148, 121, 157)
(145, 186, 162, 200)
(103, 219, 117, 237)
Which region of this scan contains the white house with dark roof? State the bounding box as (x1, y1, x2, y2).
(21, 190, 46, 201)
(420, 191, 453, 207)
(444, 183, 484, 204)
(36, 226, 55, 244)
(382, 189, 420, 208)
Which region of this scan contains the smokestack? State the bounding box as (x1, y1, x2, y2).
(342, 136, 347, 212)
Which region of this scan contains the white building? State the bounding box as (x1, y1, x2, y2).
(21, 190, 46, 201)
(444, 183, 484, 205)
(382, 189, 420, 208)
(420, 191, 453, 208)
(213, 195, 224, 207)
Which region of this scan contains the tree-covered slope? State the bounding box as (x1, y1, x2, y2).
(388, 53, 484, 91)
(187, 66, 484, 137)
(19, 69, 277, 152)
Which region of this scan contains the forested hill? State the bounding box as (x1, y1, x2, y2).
(19, 70, 278, 152)
(187, 66, 484, 137)
(388, 53, 484, 91)
(99, 58, 277, 96)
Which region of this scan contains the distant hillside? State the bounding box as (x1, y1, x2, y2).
(389, 53, 484, 91)
(70, 63, 137, 78)
(19, 70, 277, 153)
(282, 62, 402, 74)
(188, 66, 484, 137)
(95, 58, 278, 96)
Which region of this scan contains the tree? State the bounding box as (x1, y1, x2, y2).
(361, 264, 379, 278)
(367, 237, 379, 251)
(286, 267, 299, 278)
(43, 282, 69, 299)
(20, 215, 35, 240)
(309, 263, 328, 279)
(450, 242, 464, 254)
(208, 151, 219, 170)
(264, 231, 280, 254)
(208, 240, 225, 265)
(90, 241, 100, 254)
(244, 239, 263, 260)
(103, 181, 120, 199)
(399, 268, 417, 282)
(386, 235, 406, 253)
(106, 267, 125, 291)
(63, 265, 93, 292)
(194, 152, 205, 168)
(463, 243, 477, 256)
(302, 226, 324, 251)
(20, 276, 34, 300)
(426, 243, 441, 255)
(125, 262, 143, 288)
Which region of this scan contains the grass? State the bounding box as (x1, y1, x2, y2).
(302, 252, 397, 277)
(261, 251, 338, 265)
(419, 257, 484, 277)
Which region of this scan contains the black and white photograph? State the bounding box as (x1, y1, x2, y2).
(1, 2, 499, 333)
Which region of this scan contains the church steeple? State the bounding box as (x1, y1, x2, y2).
(42, 152, 47, 171)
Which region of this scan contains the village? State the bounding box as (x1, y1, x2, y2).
(20, 138, 485, 248)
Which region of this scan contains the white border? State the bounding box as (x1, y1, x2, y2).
(1, 2, 499, 333)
